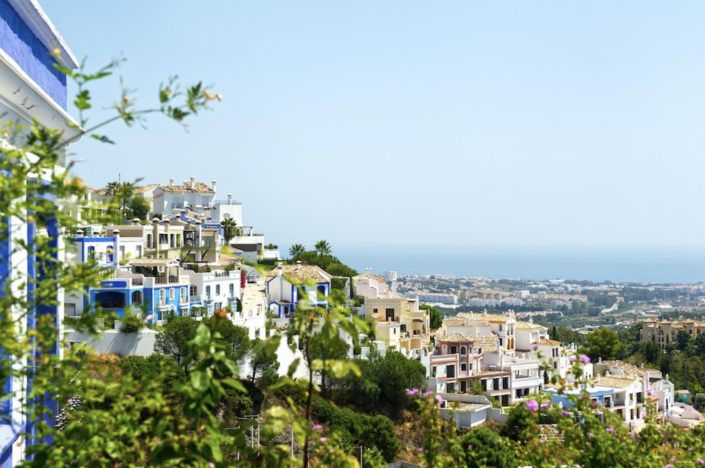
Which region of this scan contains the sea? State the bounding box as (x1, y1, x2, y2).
(333, 246, 705, 284)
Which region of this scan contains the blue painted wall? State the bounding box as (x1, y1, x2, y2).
(0, 0, 68, 108)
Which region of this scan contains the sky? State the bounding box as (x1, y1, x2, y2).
(41, 1, 705, 253)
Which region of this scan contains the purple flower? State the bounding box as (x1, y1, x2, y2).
(606, 427, 616, 434)
(435, 395, 444, 404)
(467, 444, 473, 449)
(209, 464, 214, 468)
(671, 458, 675, 462)
(541, 401, 551, 409)
(629, 432, 635, 438)
(587, 432, 594, 437)
(312, 424, 323, 431)
(424, 391, 434, 397)
(580, 450, 584, 453)
(646, 389, 653, 395)
(540, 440, 546, 444)
(532, 343, 539, 350)
(561, 410, 570, 416)
(689, 448, 694, 452)
(494, 439, 498, 445)
(125, 394, 132, 399)
(406, 388, 420, 396)
(640, 411, 646, 418)
(418, 447, 423, 452)
(155, 438, 162, 444)
(525, 399, 539, 412)
(579, 354, 590, 364)
(697, 458, 703, 465)
(320, 437, 327, 443)
(666, 464, 673, 468)
(569, 356, 576, 362)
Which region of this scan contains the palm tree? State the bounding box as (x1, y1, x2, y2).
(220, 218, 238, 244)
(105, 181, 120, 197)
(314, 240, 331, 263)
(104, 181, 121, 220)
(119, 181, 135, 219)
(289, 243, 305, 261)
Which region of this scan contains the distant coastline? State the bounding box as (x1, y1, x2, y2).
(333, 245, 705, 284)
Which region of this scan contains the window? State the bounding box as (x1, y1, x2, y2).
(169, 288, 175, 301)
(159, 234, 168, 244)
(229, 284, 234, 297)
(146, 234, 152, 249)
(206, 286, 211, 299)
(499, 338, 503, 347)
(159, 289, 166, 304)
(190, 286, 197, 296)
(215, 285, 220, 295)
(446, 365, 455, 378)
(460, 346, 466, 355)
(181, 287, 187, 301)
(393, 328, 397, 334)
(446, 383, 455, 393)
(87, 246, 95, 259)
(317, 285, 326, 296)
(450, 346, 457, 354)
(461, 363, 467, 372)
(131, 291, 142, 304)
(499, 324, 503, 332)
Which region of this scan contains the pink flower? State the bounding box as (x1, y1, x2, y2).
(320, 437, 327, 443)
(418, 447, 423, 452)
(494, 439, 498, 445)
(561, 410, 570, 416)
(569, 356, 576, 362)
(406, 388, 420, 396)
(540, 440, 546, 444)
(467, 444, 472, 449)
(697, 458, 703, 464)
(587, 432, 594, 437)
(525, 399, 539, 412)
(125, 394, 132, 399)
(629, 432, 635, 438)
(646, 389, 653, 395)
(532, 343, 539, 350)
(666, 464, 673, 468)
(424, 391, 434, 397)
(435, 395, 444, 404)
(541, 401, 551, 409)
(579, 354, 590, 364)
(312, 424, 323, 431)
(671, 458, 675, 462)
(606, 427, 616, 434)
(209, 464, 214, 468)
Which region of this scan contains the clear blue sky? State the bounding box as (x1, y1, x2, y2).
(42, 1, 705, 251)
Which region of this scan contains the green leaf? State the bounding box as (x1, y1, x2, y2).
(90, 134, 115, 144)
(221, 377, 246, 393)
(190, 370, 209, 392)
(192, 324, 211, 347)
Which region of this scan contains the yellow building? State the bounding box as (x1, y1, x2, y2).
(641, 319, 705, 347)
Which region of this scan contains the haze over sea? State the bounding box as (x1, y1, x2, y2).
(335, 246, 705, 284)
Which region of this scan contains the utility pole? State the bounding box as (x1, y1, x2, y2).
(359, 445, 364, 467)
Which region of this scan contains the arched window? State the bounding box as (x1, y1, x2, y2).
(159, 289, 166, 304)
(87, 246, 95, 259)
(215, 285, 220, 296)
(169, 288, 175, 301)
(106, 247, 114, 262)
(146, 234, 152, 249)
(460, 346, 466, 355)
(181, 287, 187, 301)
(131, 291, 142, 304)
(317, 285, 326, 296)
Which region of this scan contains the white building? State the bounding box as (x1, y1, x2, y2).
(152, 177, 217, 216)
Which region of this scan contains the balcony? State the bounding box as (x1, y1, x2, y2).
(190, 294, 202, 303)
(154, 276, 179, 284)
(214, 271, 231, 278)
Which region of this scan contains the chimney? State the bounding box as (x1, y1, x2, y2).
(164, 218, 170, 232)
(212, 180, 217, 192)
(183, 180, 189, 188)
(132, 218, 140, 226)
(296, 260, 302, 270)
(228, 193, 232, 205)
(76, 229, 84, 238)
(190, 176, 195, 188)
(169, 177, 174, 187)
(277, 260, 283, 277)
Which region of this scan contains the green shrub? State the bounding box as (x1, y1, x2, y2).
(462, 427, 517, 468)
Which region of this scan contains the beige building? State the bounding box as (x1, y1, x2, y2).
(641, 319, 705, 347)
